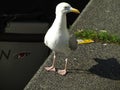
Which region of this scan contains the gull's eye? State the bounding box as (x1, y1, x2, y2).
(64, 6, 69, 10)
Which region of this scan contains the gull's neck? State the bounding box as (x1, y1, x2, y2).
(52, 13, 67, 30)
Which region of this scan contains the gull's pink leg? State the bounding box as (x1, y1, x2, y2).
(45, 51, 56, 72)
(58, 58, 68, 76)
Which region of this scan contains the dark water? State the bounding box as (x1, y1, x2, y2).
(0, 1, 90, 89)
(0, 42, 50, 90)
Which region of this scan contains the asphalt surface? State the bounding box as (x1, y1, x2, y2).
(71, 0, 120, 35)
(24, 0, 120, 90)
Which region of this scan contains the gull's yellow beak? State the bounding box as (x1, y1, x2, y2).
(71, 8, 80, 14)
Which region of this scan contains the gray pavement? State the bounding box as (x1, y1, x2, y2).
(24, 0, 120, 90)
(71, 0, 120, 35)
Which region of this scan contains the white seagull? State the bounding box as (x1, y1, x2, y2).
(44, 2, 80, 75)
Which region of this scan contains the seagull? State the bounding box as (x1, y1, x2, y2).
(44, 2, 80, 75)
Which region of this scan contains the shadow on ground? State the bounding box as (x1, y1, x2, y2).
(89, 58, 120, 80)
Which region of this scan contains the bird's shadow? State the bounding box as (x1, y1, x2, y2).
(89, 58, 120, 80)
(68, 58, 120, 80)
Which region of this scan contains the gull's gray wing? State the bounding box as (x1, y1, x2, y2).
(69, 35, 78, 51)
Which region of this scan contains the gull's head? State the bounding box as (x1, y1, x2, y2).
(55, 2, 80, 15)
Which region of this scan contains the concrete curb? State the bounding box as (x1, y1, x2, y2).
(24, 0, 120, 90)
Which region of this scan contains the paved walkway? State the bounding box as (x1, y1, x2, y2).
(24, 0, 120, 90)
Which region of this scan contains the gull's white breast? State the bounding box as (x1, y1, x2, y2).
(44, 27, 71, 54)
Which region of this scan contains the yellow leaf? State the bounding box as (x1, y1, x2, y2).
(77, 39, 94, 44)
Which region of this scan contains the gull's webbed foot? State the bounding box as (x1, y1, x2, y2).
(58, 69, 67, 76)
(45, 66, 56, 72)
